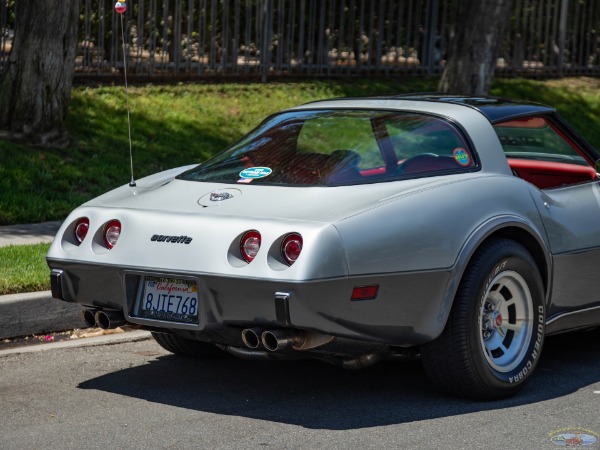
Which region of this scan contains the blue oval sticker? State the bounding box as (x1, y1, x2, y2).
(239, 167, 272, 179)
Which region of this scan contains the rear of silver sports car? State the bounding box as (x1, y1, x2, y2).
(46, 181, 452, 366)
(46, 105, 482, 366)
(46, 100, 563, 398)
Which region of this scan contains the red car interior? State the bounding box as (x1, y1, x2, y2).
(508, 158, 597, 189)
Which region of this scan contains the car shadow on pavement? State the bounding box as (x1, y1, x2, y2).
(79, 328, 600, 430)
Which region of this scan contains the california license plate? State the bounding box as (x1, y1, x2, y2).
(137, 276, 199, 324)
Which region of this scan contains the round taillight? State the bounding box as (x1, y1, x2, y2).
(282, 233, 303, 266)
(240, 230, 261, 263)
(103, 220, 121, 249)
(73, 218, 90, 245)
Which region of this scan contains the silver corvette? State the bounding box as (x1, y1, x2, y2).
(47, 94, 600, 400)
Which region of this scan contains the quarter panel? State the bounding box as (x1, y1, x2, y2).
(334, 175, 547, 275)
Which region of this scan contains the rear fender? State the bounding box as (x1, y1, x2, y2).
(432, 216, 552, 339)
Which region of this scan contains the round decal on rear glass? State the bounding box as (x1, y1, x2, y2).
(453, 148, 471, 166)
(239, 167, 273, 180)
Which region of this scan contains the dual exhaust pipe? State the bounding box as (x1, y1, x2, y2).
(241, 328, 305, 352)
(240, 328, 386, 369)
(82, 308, 127, 330)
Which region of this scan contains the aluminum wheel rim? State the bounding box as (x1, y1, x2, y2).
(479, 270, 534, 373)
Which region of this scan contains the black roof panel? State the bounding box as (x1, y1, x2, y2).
(303, 93, 556, 123)
(386, 94, 556, 123)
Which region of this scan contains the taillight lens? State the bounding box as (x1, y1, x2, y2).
(240, 230, 261, 263)
(73, 218, 90, 245)
(281, 233, 303, 266)
(103, 220, 121, 249)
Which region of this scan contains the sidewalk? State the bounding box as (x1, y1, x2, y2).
(0, 221, 86, 339)
(0, 221, 62, 247)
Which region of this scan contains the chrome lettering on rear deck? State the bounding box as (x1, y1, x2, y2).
(151, 235, 193, 244)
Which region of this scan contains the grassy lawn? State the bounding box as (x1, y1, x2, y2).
(1, 77, 599, 225)
(0, 78, 437, 225)
(0, 244, 51, 295)
(1, 77, 600, 294)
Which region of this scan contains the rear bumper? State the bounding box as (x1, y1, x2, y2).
(47, 258, 452, 346)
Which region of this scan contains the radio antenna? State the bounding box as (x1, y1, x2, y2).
(115, 1, 136, 187)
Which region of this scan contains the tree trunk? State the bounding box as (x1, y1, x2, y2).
(438, 0, 512, 95)
(0, 0, 80, 148)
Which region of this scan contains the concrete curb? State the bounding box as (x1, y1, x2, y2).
(0, 330, 152, 356)
(0, 291, 85, 340)
(0, 222, 84, 340)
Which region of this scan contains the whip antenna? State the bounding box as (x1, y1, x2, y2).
(115, 1, 136, 187)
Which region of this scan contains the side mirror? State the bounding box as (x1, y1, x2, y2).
(596, 160, 600, 179)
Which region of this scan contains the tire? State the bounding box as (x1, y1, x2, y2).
(151, 332, 228, 358)
(421, 238, 545, 400)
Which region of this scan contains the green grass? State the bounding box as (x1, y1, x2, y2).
(0, 78, 436, 224)
(0, 77, 599, 226)
(0, 243, 51, 295)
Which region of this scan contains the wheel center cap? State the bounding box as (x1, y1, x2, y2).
(495, 313, 503, 328)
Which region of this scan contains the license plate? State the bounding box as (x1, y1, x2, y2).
(137, 276, 199, 324)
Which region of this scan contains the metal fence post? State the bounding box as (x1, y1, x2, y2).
(261, 0, 273, 83)
(423, 0, 440, 75)
(558, 0, 569, 76)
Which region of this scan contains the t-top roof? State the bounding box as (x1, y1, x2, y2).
(304, 93, 556, 124)
(389, 94, 555, 123)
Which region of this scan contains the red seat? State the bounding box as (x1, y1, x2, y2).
(508, 158, 597, 189)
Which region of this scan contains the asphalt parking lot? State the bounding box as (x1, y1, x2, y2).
(1, 328, 599, 449)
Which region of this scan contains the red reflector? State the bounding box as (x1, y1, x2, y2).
(73, 217, 90, 245)
(240, 230, 261, 263)
(281, 233, 303, 266)
(103, 220, 121, 249)
(351, 285, 379, 301)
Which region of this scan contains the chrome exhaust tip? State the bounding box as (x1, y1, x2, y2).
(82, 308, 98, 328)
(94, 310, 126, 330)
(261, 330, 304, 352)
(241, 328, 263, 349)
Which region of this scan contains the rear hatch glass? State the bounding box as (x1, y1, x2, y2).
(180, 109, 477, 186)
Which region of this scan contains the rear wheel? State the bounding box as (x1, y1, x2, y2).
(151, 332, 228, 358)
(421, 238, 545, 400)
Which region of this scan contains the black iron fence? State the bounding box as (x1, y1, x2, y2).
(1, 0, 599, 80)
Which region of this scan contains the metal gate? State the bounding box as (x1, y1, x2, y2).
(1, 0, 599, 80)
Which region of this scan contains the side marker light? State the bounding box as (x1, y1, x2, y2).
(351, 285, 379, 301)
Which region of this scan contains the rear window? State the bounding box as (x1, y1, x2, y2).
(180, 109, 477, 186)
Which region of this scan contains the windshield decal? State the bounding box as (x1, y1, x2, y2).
(453, 148, 471, 166)
(239, 167, 273, 180)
